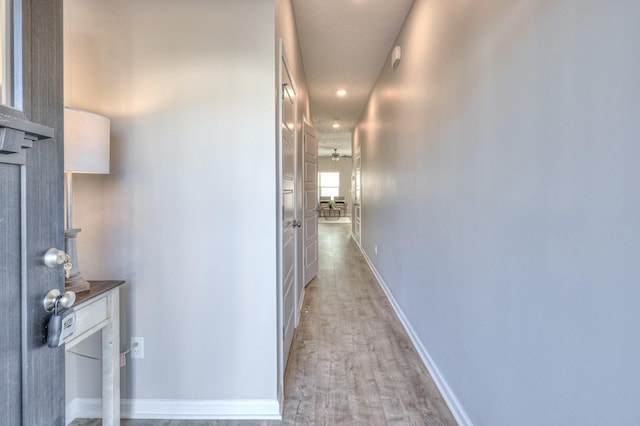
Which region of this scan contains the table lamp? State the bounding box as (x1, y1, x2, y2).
(64, 107, 110, 293)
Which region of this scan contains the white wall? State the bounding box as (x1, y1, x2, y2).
(318, 157, 352, 216)
(65, 0, 279, 414)
(357, 1, 640, 425)
(64, 0, 134, 406)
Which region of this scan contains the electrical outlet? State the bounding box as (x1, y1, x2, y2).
(375, 245, 378, 255)
(131, 337, 144, 359)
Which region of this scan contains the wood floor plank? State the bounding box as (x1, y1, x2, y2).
(283, 223, 456, 426)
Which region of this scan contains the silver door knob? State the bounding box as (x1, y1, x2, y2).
(43, 289, 76, 312)
(292, 220, 302, 228)
(43, 248, 67, 267)
(43, 247, 73, 278)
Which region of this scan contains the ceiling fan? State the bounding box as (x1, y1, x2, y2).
(331, 148, 341, 162)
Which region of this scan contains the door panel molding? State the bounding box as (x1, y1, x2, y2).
(0, 105, 54, 154)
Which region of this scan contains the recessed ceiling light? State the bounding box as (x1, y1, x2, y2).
(332, 123, 340, 129)
(336, 89, 347, 97)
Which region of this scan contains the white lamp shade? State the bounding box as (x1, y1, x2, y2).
(64, 107, 111, 173)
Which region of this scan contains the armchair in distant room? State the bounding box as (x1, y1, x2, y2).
(334, 196, 347, 214)
(319, 196, 332, 217)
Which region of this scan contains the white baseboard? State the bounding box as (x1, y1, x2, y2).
(67, 398, 281, 423)
(361, 250, 473, 426)
(66, 398, 86, 425)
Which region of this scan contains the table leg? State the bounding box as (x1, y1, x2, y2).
(102, 288, 120, 425)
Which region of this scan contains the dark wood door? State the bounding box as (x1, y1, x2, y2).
(0, 0, 64, 424)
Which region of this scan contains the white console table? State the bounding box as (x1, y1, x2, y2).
(66, 280, 124, 426)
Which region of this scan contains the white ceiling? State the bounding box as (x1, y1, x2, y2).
(292, 0, 414, 158)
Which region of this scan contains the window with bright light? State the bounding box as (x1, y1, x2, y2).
(319, 172, 340, 199)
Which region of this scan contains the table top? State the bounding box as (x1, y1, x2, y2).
(76, 280, 125, 307)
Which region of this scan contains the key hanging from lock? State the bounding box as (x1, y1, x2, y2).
(62, 253, 72, 279)
(43, 248, 73, 279)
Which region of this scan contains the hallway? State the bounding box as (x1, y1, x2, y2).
(281, 223, 455, 425)
(73, 224, 455, 426)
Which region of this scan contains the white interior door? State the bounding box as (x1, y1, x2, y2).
(302, 120, 318, 286)
(278, 42, 297, 388)
(354, 146, 362, 246)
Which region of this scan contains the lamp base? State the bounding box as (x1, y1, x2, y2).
(64, 228, 91, 293)
(66, 273, 90, 293)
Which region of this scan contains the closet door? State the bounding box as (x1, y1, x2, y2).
(302, 119, 318, 285)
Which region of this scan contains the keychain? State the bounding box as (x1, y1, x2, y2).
(47, 295, 76, 348)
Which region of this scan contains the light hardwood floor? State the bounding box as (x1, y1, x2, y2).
(72, 224, 456, 426)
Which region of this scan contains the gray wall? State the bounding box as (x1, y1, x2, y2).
(356, 1, 640, 424)
(65, 0, 279, 407)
